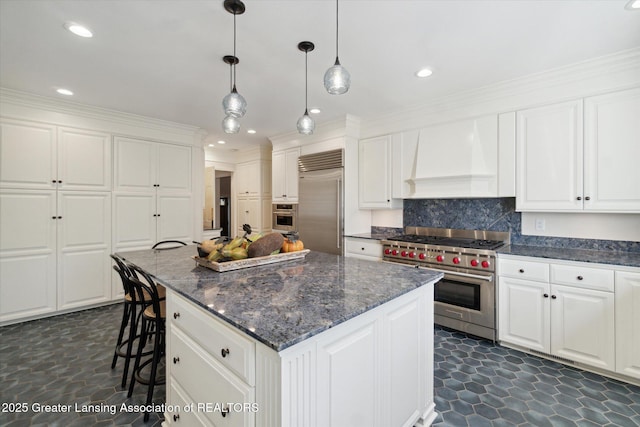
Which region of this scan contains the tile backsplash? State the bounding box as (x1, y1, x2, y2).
(403, 198, 640, 253)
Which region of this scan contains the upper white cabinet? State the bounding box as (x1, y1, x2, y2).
(114, 136, 191, 193)
(272, 147, 299, 203)
(235, 159, 271, 235)
(359, 135, 402, 209)
(516, 87, 640, 212)
(1, 120, 111, 191)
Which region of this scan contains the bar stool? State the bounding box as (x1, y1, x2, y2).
(127, 263, 166, 422)
(110, 254, 164, 388)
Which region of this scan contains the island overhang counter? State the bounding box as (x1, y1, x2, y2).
(117, 245, 442, 427)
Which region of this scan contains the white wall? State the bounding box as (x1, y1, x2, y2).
(521, 212, 640, 242)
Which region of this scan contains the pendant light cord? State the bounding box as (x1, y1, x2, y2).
(335, 0, 339, 58)
(304, 50, 309, 113)
(233, 12, 237, 89)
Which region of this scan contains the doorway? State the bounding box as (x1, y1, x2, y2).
(215, 174, 231, 236)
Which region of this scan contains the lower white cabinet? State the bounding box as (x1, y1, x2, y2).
(165, 285, 435, 426)
(498, 255, 637, 382)
(344, 237, 382, 261)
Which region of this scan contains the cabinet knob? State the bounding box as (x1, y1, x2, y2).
(576, 196, 582, 201)
(543, 293, 549, 298)
(173, 356, 180, 364)
(551, 295, 557, 299)
(577, 275, 583, 281)
(221, 348, 230, 358)
(173, 414, 180, 422)
(221, 407, 230, 417)
(283, 194, 286, 197)
(519, 269, 525, 273)
(585, 196, 591, 201)
(361, 247, 365, 251)
(58, 180, 62, 184)
(173, 312, 180, 319)
(57, 216, 62, 219)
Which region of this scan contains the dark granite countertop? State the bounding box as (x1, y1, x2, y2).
(117, 246, 442, 351)
(498, 245, 640, 269)
(344, 232, 400, 241)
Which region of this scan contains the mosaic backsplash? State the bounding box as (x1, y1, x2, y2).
(403, 198, 640, 253)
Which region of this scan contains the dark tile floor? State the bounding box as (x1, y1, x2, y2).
(1, 303, 639, 426)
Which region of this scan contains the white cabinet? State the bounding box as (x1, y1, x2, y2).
(358, 135, 402, 209)
(344, 237, 382, 261)
(499, 256, 616, 373)
(516, 87, 640, 212)
(165, 282, 436, 427)
(235, 159, 271, 235)
(272, 148, 299, 202)
(615, 271, 640, 380)
(113, 137, 192, 251)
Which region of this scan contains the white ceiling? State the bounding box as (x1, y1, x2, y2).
(1, 0, 639, 151)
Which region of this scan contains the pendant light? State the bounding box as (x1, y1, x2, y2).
(297, 41, 315, 135)
(222, 0, 247, 119)
(222, 55, 241, 134)
(324, 0, 350, 95)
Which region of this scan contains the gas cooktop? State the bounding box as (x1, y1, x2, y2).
(387, 234, 506, 251)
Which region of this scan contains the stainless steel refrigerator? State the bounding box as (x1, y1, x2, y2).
(297, 150, 344, 255)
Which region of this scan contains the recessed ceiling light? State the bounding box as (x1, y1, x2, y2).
(309, 108, 321, 114)
(217, 140, 226, 144)
(56, 88, 73, 96)
(415, 68, 433, 78)
(208, 143, 215, 147)
(64, 22, 93, 38)
(625, 0, 640, 10)
(247, 129, 256, 134)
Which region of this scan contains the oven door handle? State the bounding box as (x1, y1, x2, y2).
(420, 267, 493, 282)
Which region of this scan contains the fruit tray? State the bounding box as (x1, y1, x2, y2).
(193, 249, 310, 272)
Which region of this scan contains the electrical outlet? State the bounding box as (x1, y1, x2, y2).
(535, 218, 545, 231)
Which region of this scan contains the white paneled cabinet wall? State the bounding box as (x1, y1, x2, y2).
(272, 147, 299, 203)
(0, 119, 113, 323)
(235, 159, 271, 235)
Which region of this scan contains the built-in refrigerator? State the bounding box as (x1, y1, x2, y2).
(297, 150, 344, 255)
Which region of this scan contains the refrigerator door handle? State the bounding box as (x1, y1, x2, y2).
(337, 179, 342, 249)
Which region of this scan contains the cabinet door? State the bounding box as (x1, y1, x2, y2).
(498, 277, 550, 353)
(114, 137, 156, 191)
(236, 162, 260, 196)
(157, 143, 191, 193)
(272, 151, 286, 201)
(584, 87, 640, 211)
(58, 128, 111, 191)
(0, 119, 57, 189)
(157, 194, 193, 243)
(516, 100, 583, 211)
(391, 131, 418, 199)
(317, 320, 380, 427)
(551, 284, 615, 370)
(58, 192, 111, 309)
(0, 190, 57, 322)
(615, 271, 640, 380)
(284, 149, 299, 201)
(237, 198, 260, 235)
(359, 135, 391, 208)
(113, 193, 156, 250)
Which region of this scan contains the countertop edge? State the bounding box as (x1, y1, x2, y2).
(497, 245, 640, 269)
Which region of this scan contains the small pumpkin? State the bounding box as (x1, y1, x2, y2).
(282, 237, 304, 253)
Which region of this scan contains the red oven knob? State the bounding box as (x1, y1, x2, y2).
(408, 251, 415, 258)
(481, 260, 490, 268)
(453, 257, 461, 264)
(392, 249, 398, 256)
(436, 255, 444, 262)
(470, 259, 479, 267)
(419, 253, 426, 260)
(384, 248, 391, 255)
(401, 250, 408, 257)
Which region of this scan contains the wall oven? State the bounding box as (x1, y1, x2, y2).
(382, 227, 509, 341)
(272, 203, 297, 232)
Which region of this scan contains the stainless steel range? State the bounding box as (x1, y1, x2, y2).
(382, 227, 510, 341)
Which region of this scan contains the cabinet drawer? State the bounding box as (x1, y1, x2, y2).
(170, 328, 254, 427)
(345, 238, 382, 259)
(170, 292, 255, 385)
(499, 258, 549, 282)
(168, 382, 210, 426)
(550, 264, 614, 292)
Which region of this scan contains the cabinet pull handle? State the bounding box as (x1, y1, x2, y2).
(221, 406, 230, 417)
(52, 179, 57, 183)
(57, 216, 62, 219)
(221, 348, 230, 358)
(577, 276, 583, 281)
(173, 312, 180, 319)
(58, 180, 62, 183)
(173, 414, 180, 422)
(576, 196, 582, 201)
(173, 356, 180, 364)
(585, 196, 591, 201)
(519, 269, 524, 273)
(52, 216, 57, 220)
(551, 295, 557, 299)
(543, 293, 549, 298)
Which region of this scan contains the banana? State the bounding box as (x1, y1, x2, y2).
(207, 250, 224, 262)
(221, 247, 248, 260)
(224, 237, 244, 251)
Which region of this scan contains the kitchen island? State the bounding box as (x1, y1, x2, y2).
(118, 245, 442, 427)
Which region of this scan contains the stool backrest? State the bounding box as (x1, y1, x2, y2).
(127, 263, 164, 320)
(152, 240, 187, 250)
(111, 254, 134, 299)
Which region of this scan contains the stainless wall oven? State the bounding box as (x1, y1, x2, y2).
(272, 203, 297, 232)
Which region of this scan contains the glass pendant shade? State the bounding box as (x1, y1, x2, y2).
(222, 115, 240, 134)
(324, 57, 350, 95)
(222, 86, 247, 118)
(297, 110, 315, 135)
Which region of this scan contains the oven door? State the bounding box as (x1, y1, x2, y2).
(422, 267, 495, 329)
(272, 212, 296, 232)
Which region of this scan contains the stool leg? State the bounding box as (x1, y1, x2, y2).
(128, 315, 147, 398)
(120, 303, 140, 388)
(143, 322, 164, 422)
(111, 301, 131, 369)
